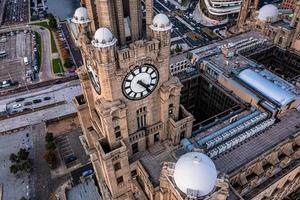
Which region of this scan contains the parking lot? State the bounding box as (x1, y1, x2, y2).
(55, 129, 89, 169)
(0, 30, 40, 89)
(2, 0, 29, 26)
(0, 128, 32, 200)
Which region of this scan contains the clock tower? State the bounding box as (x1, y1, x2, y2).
(72, 3, 194, 200)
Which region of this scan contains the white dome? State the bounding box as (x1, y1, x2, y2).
(92, 28, 117, 48)
(72, 7, 89, 24)
(257, 4, 279, 22)
(150, 14, 172, 31)
(173, 152, 217, 197)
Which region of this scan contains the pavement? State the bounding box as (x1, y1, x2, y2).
(0, 127, 32, 200)
(30, 123, 51, 200)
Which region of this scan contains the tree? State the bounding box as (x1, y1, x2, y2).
(20, 160, 31, 172)
(45, 132, 54, 143)
(20, 197, 27, 200)
(18, 148, 29, 161)
(44, 150, 57, 168)
(64, 58, 73, 69)
(48, 14, 57, 30)
(9, 153, 18, 163)
(10, 164, 19, 174)
(46, 141, 56, 151)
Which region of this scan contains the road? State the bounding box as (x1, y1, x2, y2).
(0, 24, 56, 81)
(60, 22, 83, 68)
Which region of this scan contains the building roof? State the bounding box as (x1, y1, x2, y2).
(92, 28, 117, 48)
(67, 179, 101, 200)
(214, 109, 300, 174)
(150, 14, 172, 31)
(173, 152, 217, 197)
(237, 68, 296, 106)
(72, 7, 90, 24)
(257, 4, 279, 22)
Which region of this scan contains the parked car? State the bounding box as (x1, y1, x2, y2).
(15, 97, 25, 102)
(43, 96, 51, 101)
(82, 170, 93, 177)
(33, 99, 42, 104)
(24, 102, 32, 106)
(65, 156, 77, 164)
(12, 103, 22, 109)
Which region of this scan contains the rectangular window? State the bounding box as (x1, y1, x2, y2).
(131, 169, 137, 177)
(114, 162, 121, 171)
(154, 133, 160, 142)
(136, 107, 147, 129)
(132, 142, 139, 154)
(114, 126, 121, 139)
(180, 131, 185, 140)
(116, 176, 124, 185)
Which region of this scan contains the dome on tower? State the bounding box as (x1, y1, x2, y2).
(150, 14, 172, 31)
(173, 152, 217, 197)
(92, 28, 117, 48)
(257, 4, 279, 22)
(72, 7, 90, 24)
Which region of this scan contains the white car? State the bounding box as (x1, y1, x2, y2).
(12, 103, 22, 109)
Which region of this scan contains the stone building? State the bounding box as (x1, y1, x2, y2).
(70, 2, 230, 199)
(71, 1, 300, 199)
(281, 0, 298, 10)
(230, 0, 300, 52)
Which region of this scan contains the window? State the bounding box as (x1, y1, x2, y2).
(114, 126, 121, 139)
(154, 133, 160, 142)
(114, 162, 121, 171)
(131, 169, 137, 177)
(116, 176, 124, 185)
(169, 104, 174, 115)
(180, 131, 185, 140)
(136, 107, 147, 129)
(132, 142, 139, 154)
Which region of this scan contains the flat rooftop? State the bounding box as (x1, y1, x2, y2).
(213, 109, 300, 174)
(190, 31, 272, 64)
(129, 142, 178, 187)
(67, 178, 101, 200)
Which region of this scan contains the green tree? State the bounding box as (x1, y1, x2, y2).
(10, 164, 19, 174)
(48, 14, 57, 30)
(46, 141, 56, 151)
(44, 150, 57, 168)
(45, 132, 54, 143)
(64, 58, 73, 69)
(9, 153, 18, 163)
(18, 148, 29, 161)
(20, 160, 31, 172)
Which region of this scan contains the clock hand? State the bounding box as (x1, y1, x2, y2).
(137, 80, 151, 93)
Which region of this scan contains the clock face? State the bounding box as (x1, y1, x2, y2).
(86, 59, 101, 95)
(122, 64, 159, 100)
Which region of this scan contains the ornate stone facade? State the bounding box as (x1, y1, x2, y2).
(230, 0, 300, 51)
(72, 2, 198, 199)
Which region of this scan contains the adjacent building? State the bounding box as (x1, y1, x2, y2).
(230, 0, 300, 52)
(281, 0, 298, 10)
(200, 0, 242, 21)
